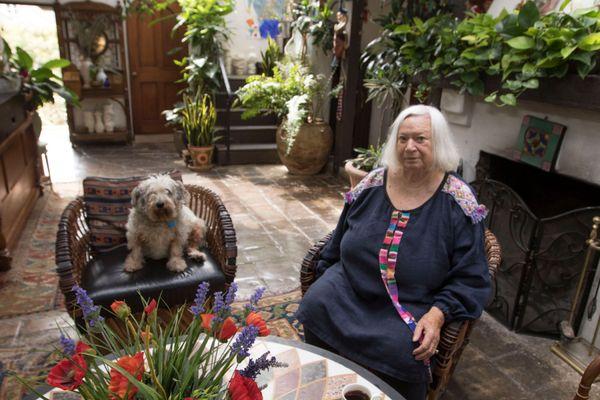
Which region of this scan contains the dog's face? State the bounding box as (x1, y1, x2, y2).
(131, 175, 188, 222)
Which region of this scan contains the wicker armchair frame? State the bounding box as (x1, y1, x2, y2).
(299, 229, 501, 400)
(56, 184, 237, 323)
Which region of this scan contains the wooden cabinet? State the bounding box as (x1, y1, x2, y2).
(0, 95, 41, 271)
(55, 1, 132, 145)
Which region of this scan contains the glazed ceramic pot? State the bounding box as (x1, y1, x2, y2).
(276, 120, 333, 175)
(187, 145, 214, 171)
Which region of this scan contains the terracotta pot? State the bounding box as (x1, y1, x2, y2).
(276, 120, 333, 175)
(187, 145, 214, 171)
(344, 160, 368, 189)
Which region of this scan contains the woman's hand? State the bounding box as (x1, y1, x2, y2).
(412, 306, 445, 361)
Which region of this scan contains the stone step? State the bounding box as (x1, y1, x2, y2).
(215, 125, 277, 144)
(215, 143, 280, 165)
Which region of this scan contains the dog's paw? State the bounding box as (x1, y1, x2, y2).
(167, 257, 187, 273)
(124, 256, 143, 273)
(188, 248, 206, 262)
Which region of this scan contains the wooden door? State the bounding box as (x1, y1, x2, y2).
(127, 9, 185, 135)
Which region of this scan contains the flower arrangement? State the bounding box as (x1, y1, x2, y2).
(235, 59, 325, 154)
(24, 282, 285, 400)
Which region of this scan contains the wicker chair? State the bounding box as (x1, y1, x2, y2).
(300, 229, 501, 400)
(56, 184, 237, 331)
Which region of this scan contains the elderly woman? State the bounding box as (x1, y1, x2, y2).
(296, 105, 491, 400)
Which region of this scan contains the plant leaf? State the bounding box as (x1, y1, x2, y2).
(506, 36, 535, 50)
(41, 59, 71, 70)
(500, 93, 517, 106)
(522, 78, 539, 89)
(16, 47, 33, 70)
(578, 33, 600, 51)
(560, 46, 577, 59)
(518, 1, 540, 29)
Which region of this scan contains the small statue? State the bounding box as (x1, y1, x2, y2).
(331, 7, 348, 69)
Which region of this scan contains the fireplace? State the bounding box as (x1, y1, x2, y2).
(473, 151, 600, 337)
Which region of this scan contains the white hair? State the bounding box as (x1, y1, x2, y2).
(380, 105, 460, 172)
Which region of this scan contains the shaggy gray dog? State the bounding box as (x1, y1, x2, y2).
(124, 175, 207, 273)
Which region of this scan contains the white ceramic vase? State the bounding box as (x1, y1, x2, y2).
(103, 104, 114, 133)
(83, 111, 95, 133)
(79, 57, 94, 89)
(94, 111, 105, 134)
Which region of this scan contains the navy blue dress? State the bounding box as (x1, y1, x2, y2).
(296, 168, 491, 383)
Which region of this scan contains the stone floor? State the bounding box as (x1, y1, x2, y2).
(1, 126, 598, 399)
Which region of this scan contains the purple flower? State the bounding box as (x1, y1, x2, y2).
(72, 285, 104, 327)
(225, 282, 238, 306)
(59, 334, 76, 356)
(240, 351, 287, 380)
(190, 281, 210, 316)
(212, 291, 226, 325)
(244, 287, 266, 313)
(231, 325, 259, 359)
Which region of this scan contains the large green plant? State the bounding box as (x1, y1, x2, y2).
(291, 0, 337, 55)
(235, 60, 323, 153)
(362, 1, 600, 107)
(1, 41, 79, 110)
(181, 90, 219, 147)
(174, 0, 234, 94)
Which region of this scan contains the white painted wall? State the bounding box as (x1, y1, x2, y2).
(441, 91, 600, 185)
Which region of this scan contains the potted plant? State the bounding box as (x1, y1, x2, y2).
(345, 144, 383, 188)
(181, 90, 219, 171)
(235, 59, 333, 175)
(17, 283, 285, 399)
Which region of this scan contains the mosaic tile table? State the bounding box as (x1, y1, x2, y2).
(28, 337, 404, 400)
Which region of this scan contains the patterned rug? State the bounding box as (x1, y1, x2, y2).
(235, 289, 304, 341)
(0, 289, 304, 399)
(0, 192, 70, 319)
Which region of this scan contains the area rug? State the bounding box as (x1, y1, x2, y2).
(234, 289, 304, 341)
(0, 289, 304, 399)
(0, 192, 71, 319)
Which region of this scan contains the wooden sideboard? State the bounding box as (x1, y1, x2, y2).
(0, 96, 42, 271)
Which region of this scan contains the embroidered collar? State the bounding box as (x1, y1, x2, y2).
(344, 167, 385, 204)
(442, 174, 488, 224)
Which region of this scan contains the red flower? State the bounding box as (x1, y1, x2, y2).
(228, 370, 262, 400)
(46, 354, 87, 391)
(140, 331, 153, 343)
(108, 352, 144, 400)
(200, 314, 238, 341)
(111, 300, 131, 319)
(144, 299, 157, 314)
(75, 341, 92, 355)
(246, 312, 270, 337)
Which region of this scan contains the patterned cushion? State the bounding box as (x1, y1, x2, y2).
(83, 171, 182, 252)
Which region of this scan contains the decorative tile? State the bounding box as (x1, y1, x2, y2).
(300, 360, 327, 385)
(277, 389, 298, 400)
(274, 368, 300, 398)
(273, 349, 301, 376)
(323, 374, 357, 400)
(298, 379, 327, 400)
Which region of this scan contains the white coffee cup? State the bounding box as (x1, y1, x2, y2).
(342, 383, 384, 400)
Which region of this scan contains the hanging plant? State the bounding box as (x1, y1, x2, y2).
(362, 1, 600, 107)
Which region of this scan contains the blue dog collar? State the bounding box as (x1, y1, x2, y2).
(166, 220, 177, 229)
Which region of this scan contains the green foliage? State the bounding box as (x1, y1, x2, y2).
(2, 41, 78, 110)
(260, 38, 283, 77)
(173, 0, 234, 94)
(349, 144, 383, 172)
(235, 59, 325, 153)
(291, 0, 337, 55)
(362, 1, 600, 108)
(181, 90, 218, 147)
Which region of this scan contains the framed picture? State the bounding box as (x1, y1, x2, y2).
(513, 115, 567, 172)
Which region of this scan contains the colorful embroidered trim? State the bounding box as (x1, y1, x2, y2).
(344, 167, 385, 204)
(378, 210, 432, 380)
(442, 175, 488, 224)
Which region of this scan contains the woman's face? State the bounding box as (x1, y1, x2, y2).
(396, 114, 434, 172)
